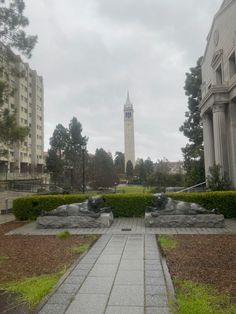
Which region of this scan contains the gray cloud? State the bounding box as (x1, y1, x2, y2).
(24, 0, 222, 161)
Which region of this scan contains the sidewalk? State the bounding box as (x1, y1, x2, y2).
(39, 234, 169, 314)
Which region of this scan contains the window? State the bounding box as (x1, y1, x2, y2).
(216, 64, 223, 85)
(229, 51, 236, 78)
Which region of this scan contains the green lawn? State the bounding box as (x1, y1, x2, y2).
(116, 185, 151, 194)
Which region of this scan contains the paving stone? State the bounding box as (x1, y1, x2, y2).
(64, 275, 85, 285)
(96, 254, 121, 264)
(145, 259, 159, 265)
(146, 276, 165, 286)
(145, 264, 162, 271)
(146, 307, 169, 314)
(145, 270, 165, 278)
(66, 294, 108, 314)
(89, 264, 118, 277)
(146, 294, 168, 307)
(146, 285, 167, 295)
(115, 270, 144, 285)
(119, 259, 144, 270)
(57, 284, 79, 294)
(105, 306, 144, 314)
(80, 256, 97, 263)
(72, 268, 90, 277)
(47, 293, 73, 304)
(74, 263, 93, 270)
(39, 303, 69, 314)
(79, 276, 113, 294)
(109, 285, 144, 306)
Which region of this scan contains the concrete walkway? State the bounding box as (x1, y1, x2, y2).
(39, 234, 169, 314)
(7, 217, 236, 235)
(0, 214, 14, 224)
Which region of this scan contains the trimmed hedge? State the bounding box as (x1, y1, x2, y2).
(167, 191, 236, 218)
(13, 193, 152, 220)
(13, 195, 88, 220)
(103, 194, 152, 218)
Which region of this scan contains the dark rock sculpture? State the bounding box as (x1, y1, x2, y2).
(37, 196, 113, 229)
(145, 193, 224, 228)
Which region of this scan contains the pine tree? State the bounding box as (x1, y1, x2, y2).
(180, 57, 205, 186)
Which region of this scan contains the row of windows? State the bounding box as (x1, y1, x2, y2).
(125, 112, 132, 119)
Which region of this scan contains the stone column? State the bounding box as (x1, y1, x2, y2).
(213, 103, 228, 176)
(202, 112, 215, 177)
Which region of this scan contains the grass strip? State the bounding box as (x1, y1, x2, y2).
(158, 235, 177, 250)
(175, 280, 236, 314)
(0, 271, 63, 309)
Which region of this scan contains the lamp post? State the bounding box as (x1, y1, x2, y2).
(82, 144, 86, 193)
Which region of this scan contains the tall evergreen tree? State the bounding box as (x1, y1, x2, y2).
(93, 148, 116, 188)
(114, 151, 125, 176)
(126, 160, 134, 180)
(180, 57, 205, 186)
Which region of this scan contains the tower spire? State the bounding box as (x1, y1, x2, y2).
(126, 91, 132, 106)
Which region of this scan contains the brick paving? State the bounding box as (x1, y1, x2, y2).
(38, 234, 169, 314)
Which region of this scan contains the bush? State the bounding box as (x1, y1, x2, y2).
(13, 194, 88, 220)
(167, 191, 236, 218)
(13, 193, 152, 220)
(103, 194, 152, 217)
(56, 230, 71, 240)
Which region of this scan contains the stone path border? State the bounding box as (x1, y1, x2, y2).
(7, 218, 236, 236)
(38, 234, 169, 314)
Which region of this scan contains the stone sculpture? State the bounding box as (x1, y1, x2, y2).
(145, 193, 224, 228)
(37, 196, 113, 229)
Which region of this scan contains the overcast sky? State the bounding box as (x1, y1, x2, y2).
(24, 0, 222, 162)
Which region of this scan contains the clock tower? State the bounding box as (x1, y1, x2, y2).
(124, 92, 135, 169)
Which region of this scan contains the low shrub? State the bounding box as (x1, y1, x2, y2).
(13, 193, 152, 220)
(167, 191, 236, 218)
(103, 193, 152, 217)
(13, 194, 88, 220)
(56, 230, 71, 240)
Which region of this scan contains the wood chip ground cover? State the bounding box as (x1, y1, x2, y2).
(162, 235, 236, 299)
(0, 221, 98, 284)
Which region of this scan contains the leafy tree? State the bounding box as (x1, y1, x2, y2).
(134, 158, 146, 183)
(0, 109, 28, 157)
(126, 160, 134, 180)
(180, 57, 205, 186)
(92, 148, 116, 188)
(207, 164, 231, 191)
(114, 151, 125, 176)
(147, 158, 184, 191)
(0, 0, 37, 158)
(45, 149, 64, 185)
(50, 124, 68, 158)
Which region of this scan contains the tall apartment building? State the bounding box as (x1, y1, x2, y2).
(0, 47, 44, 177)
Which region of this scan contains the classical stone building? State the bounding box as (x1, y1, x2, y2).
(200, 0, 236, 187)
(0, 46, 44, 178)
(124, 92, 135, 168)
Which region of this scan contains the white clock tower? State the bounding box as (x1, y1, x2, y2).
(124, 92, 135, 169)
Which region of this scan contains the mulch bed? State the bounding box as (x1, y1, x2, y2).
(0, 221, 98, 284)
(163, 235, 236, 299)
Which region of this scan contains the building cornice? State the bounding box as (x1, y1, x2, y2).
(202, 0, 236, 64)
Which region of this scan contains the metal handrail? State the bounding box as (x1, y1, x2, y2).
(176, 181, 206, 193)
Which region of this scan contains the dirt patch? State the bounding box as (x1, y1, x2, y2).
(162, 235, 236, 298)
(0, 221, 98, 284)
